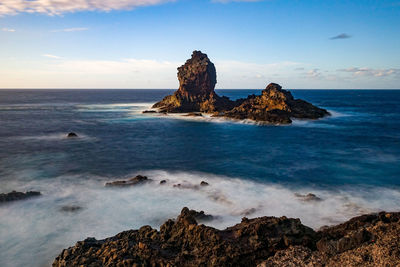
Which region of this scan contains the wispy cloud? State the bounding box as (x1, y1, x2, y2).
(0, 0, 174, 16)
(338, 67, 400, 77)
(330, 33, 352, 40)
(42, 54, 62, 59)
(1, 27, 15, 32)
(51, 27, 89, 33)
(212, 0, 264, 3)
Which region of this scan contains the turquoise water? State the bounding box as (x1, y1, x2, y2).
(0, 89, 399, 266)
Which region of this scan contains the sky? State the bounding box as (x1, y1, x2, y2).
(0, 0, 399, 89)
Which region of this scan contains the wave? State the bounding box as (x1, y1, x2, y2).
(0, 170, 399, 267)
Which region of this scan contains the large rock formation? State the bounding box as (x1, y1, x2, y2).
(222, 83, 329, 124)
(53, 209, 400, 267)
(152, 51, 329, 123)
(153, 51, 234, 113)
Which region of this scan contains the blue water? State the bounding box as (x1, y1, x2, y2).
(0, 89, 400, 266)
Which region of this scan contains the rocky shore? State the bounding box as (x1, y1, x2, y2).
(0, 190, 41, 203)
(152, 51, 329, 124)
(53, 208, 400, 267)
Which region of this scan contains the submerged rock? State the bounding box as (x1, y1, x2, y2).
(152, 51, 329, 124)
(0, 191, 41, 203)
(67, 132, 78, 138)
(105, 175, 150, 187)
(295, 193, 322, 202)
(60, 205, 82, 213)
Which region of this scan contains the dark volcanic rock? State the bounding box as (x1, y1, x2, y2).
(200, 181, 209, 186)
(142, 110, 157, 113)
(60, 205, 83, 212)
(0, 190, 41, 203)
(153, 51, 235, 113)
(222, 83, 329, 124)
(67, 132, 78, 138)
(105, 175, 150, 187)
(152, 51, 329, 124)
(53, 207, 316, 267)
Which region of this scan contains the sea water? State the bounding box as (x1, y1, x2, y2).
(0, 89, 399, 266)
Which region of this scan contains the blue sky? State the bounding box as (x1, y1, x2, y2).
(0, 0, 399, 89)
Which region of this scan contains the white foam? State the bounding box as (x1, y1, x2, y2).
(0, 170, 399, 267)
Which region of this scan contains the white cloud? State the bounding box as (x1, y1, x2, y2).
(338, 67, 400, 78)
(51, 27, 89, 32)
(0, 0, 174, 16)
(42, 54, 63, 59)
(1, 27, 15, 32)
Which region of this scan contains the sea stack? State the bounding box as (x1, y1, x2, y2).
(152, 50, 329, 124)
(152, 50, 234, 113)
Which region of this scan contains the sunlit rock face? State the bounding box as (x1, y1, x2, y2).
(153, 51, 329, 123)
(153, 50, 234, 113)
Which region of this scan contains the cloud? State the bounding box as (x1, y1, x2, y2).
(42, 54, 63, 59)
(338, 67, 400, 77)
(51, 27, 89, 32)
(330, 33, 352, 40)
(212, 0, 264, 3)
(1, 27, 15, 32)
(0, 0, 174, 16)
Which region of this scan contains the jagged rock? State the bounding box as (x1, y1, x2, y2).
(0, 190, 41, 203)
(258, 212, 400, 267)
(105, 175, 150, 187)
(152, 51, 329, 124)
(222, 83, 329, 124)
(53, 207, 316, 267)
(67, 132, 78, 138)
(153, 51, 235, 113)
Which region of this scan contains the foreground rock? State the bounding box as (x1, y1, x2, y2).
(105, 175, 150, 187)
(53, 210, 400, 267)
(152, 51, 329, 124)
(0, 190, 41, 203)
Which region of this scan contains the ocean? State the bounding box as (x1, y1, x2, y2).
(0, 89, 400, 266)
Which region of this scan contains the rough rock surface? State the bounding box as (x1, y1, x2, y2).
(152, 51, 329, 124)
(153, 50, 235, 113)
(53, 210, 400, 267)
(222, 83, 329, 124)
(0, 190, 41, 203)
(105, 175, 150, 187)
(53, 207, 316, 266)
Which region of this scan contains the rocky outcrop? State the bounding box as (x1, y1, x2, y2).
(53, 210, 400, 267)
(105, 175, 150, 187)
(153, 51, 235, 113)
(221, 83, 329, 124)
(152, 51, 329, 124)
(0, 190, 41, 203)
(53, 207, 316, 267)
(67, 132, 78, 138)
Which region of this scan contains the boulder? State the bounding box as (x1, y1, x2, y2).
(105, 175, 150, 187)
(0, 191, 41, 203)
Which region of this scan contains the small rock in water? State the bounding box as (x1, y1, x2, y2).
(200, 181, 209, 186)
(184, 112, 203, 117)
(0, 191, 41, 203)
(67, 132, 78, 138)
(60, 205, 82, 212)
(142, 110, 157, 114)
(295, 193, 322, 202)
(105, 175, 150, 187)
(160, 180, 167, 184)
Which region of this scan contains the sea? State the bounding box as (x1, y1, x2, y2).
(0, 89, 400, 267)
